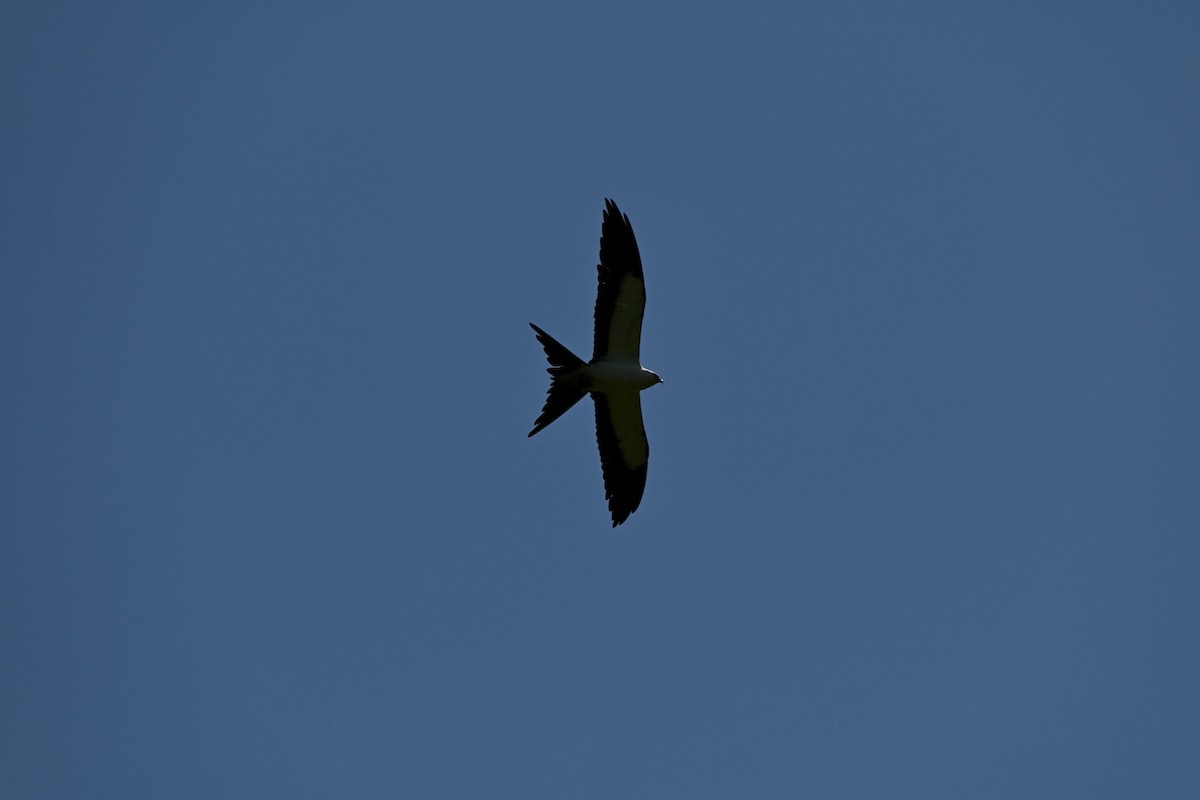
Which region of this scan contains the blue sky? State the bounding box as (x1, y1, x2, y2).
(2, 2, 1198, 797)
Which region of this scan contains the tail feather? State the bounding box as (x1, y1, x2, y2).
(529, 323, 587, 437)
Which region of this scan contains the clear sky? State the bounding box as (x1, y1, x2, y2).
(2, 2, 1198, 797)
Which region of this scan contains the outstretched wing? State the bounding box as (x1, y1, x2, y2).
(592, 390, 649, 527)
(593, 198, 646, 363)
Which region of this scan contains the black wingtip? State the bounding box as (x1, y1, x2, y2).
(597, 199, 642, 288)
(603, 198, 623, 222)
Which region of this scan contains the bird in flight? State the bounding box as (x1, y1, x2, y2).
(529, 199, 663, 527)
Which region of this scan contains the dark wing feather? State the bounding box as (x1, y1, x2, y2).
(592, 391, 650, 527)
(593, 199, 646, 362)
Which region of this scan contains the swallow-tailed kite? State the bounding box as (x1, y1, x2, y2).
(529, 199, 662, 527)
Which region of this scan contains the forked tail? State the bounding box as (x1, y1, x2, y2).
(528, 323, 586, 437)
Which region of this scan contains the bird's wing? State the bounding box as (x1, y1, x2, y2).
(593, 198, 646, 363)
(592, 390, 649, 526)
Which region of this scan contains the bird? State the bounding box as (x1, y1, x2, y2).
(528, 199, 663, 527)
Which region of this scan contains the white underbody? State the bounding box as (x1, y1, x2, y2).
(570, 359, 662, 393)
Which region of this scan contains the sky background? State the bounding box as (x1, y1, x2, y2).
(2, 2, 1198, 797)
